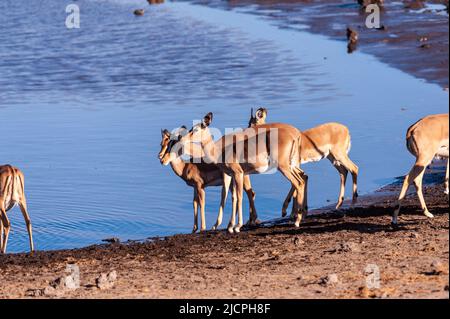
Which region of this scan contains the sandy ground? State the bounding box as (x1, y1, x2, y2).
(0, 167, 448, 299)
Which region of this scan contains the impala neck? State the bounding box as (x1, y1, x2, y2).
(201, 131, 219, 164)
(169, 155, 185, 177)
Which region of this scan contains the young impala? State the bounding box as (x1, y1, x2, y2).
(249, 108, 359, 216)
(158, 126, 257, 232)
(392, 113, 449, 225)
(0, 165, 34, 254)
(179, 112, 307, 233)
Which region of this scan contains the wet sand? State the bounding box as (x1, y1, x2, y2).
(0, 166, 448, 299)
(221, 0, 449, 88)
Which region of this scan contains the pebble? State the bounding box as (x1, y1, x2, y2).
(96, 270, 117, 290)
(321, 273, 339, 286)
(430, 260, 446, 275)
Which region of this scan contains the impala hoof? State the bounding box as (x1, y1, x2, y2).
(294, 221, 301, 228)
(444, 189, 449, 195)
(211, 225, 217, 231)
(234, 225, 242, 233)
(227, 226, 234, 234)
(424, 211, 434, 219)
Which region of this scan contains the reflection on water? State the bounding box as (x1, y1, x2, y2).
(0, 0, 447, 252)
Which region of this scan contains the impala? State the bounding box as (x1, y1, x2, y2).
(392, 113, 449, 225)
(158, 126, 257, 232)
(249, 108, 359, 216)
(0, 165, 34, 253)
(179, 112, 307, 233)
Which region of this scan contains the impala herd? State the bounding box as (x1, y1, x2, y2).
(0, 111, 448, 253)
(158, 110, 448, 236)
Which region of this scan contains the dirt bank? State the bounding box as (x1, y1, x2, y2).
(195, 0, 449, 88)
(0, 167, 448, 299)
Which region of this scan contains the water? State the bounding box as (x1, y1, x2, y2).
(0, 0, 447, 252)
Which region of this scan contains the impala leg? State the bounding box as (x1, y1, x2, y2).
(227, 178, 238, 233)
(198, 187, 207, 232)
(243, 175, 258, 226)
(445, 158, 449, 195)
(192, 188, 199, 233)
(279, 166, 305, 228)
(19, 198, 34, 253)
(282, 186, 295, 218)
(335, 164, 348, 210)
(0, 206, 11, 254)
(332, 153, 359, 205)
(293, 167, 308, 214)
(289, 189, 298, 220)
(413, 167, 433, 219)
(0, 216, 3, 253)
(393, 162, 429, 225)
(214, 173, 231, 230)
(233, 172, 245, 233)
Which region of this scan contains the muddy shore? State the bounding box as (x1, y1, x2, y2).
(0, 166, 448, 299)
(192, 0, 449, 88)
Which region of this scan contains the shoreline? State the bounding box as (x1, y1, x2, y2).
(189, 0, 449, 89)
(0, 166, 447, 298)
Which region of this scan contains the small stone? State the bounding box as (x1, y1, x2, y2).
(321, 274, 339, 286)
(293, 237, 303, 246)
(430, 260, 446, 275)
(336, 241, 360, 253)
(410, 232, 420, 239)
(134, 9, 145, 16)
(96, 271, 117, 290)
(25, 289, 43, 297)
(102, 237, 120, 244)
(43, 286, 58, 296)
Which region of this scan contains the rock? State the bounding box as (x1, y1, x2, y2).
(96, 270, 117, 290)
(293, 236, 303, 246)
(335, 241, 360, 253)
(148, 0, 165, 4)
(410, 232, 420, 239)
(321, 274, 339, 286)
(430, 259, 446, 275)
(358, 286, 371, 298)
(102, 237, 120, 244)
(50, 275, 79, 291)
(134, 9, 145, 16)
(25, 289, 43, 297)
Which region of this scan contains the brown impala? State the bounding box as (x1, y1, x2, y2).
(0, 165, 34, 253)
(179, 112, 308, 233)
(392, 113, 449, 225)
(249, 107, 359, 217)
(158, 126, 257, 232)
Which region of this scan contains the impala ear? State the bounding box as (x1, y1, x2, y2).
(179, 126, 188, 136)
(161, 129, 170, 138)
(202, 112, 213, 127)
(256, 108, 267, 120)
